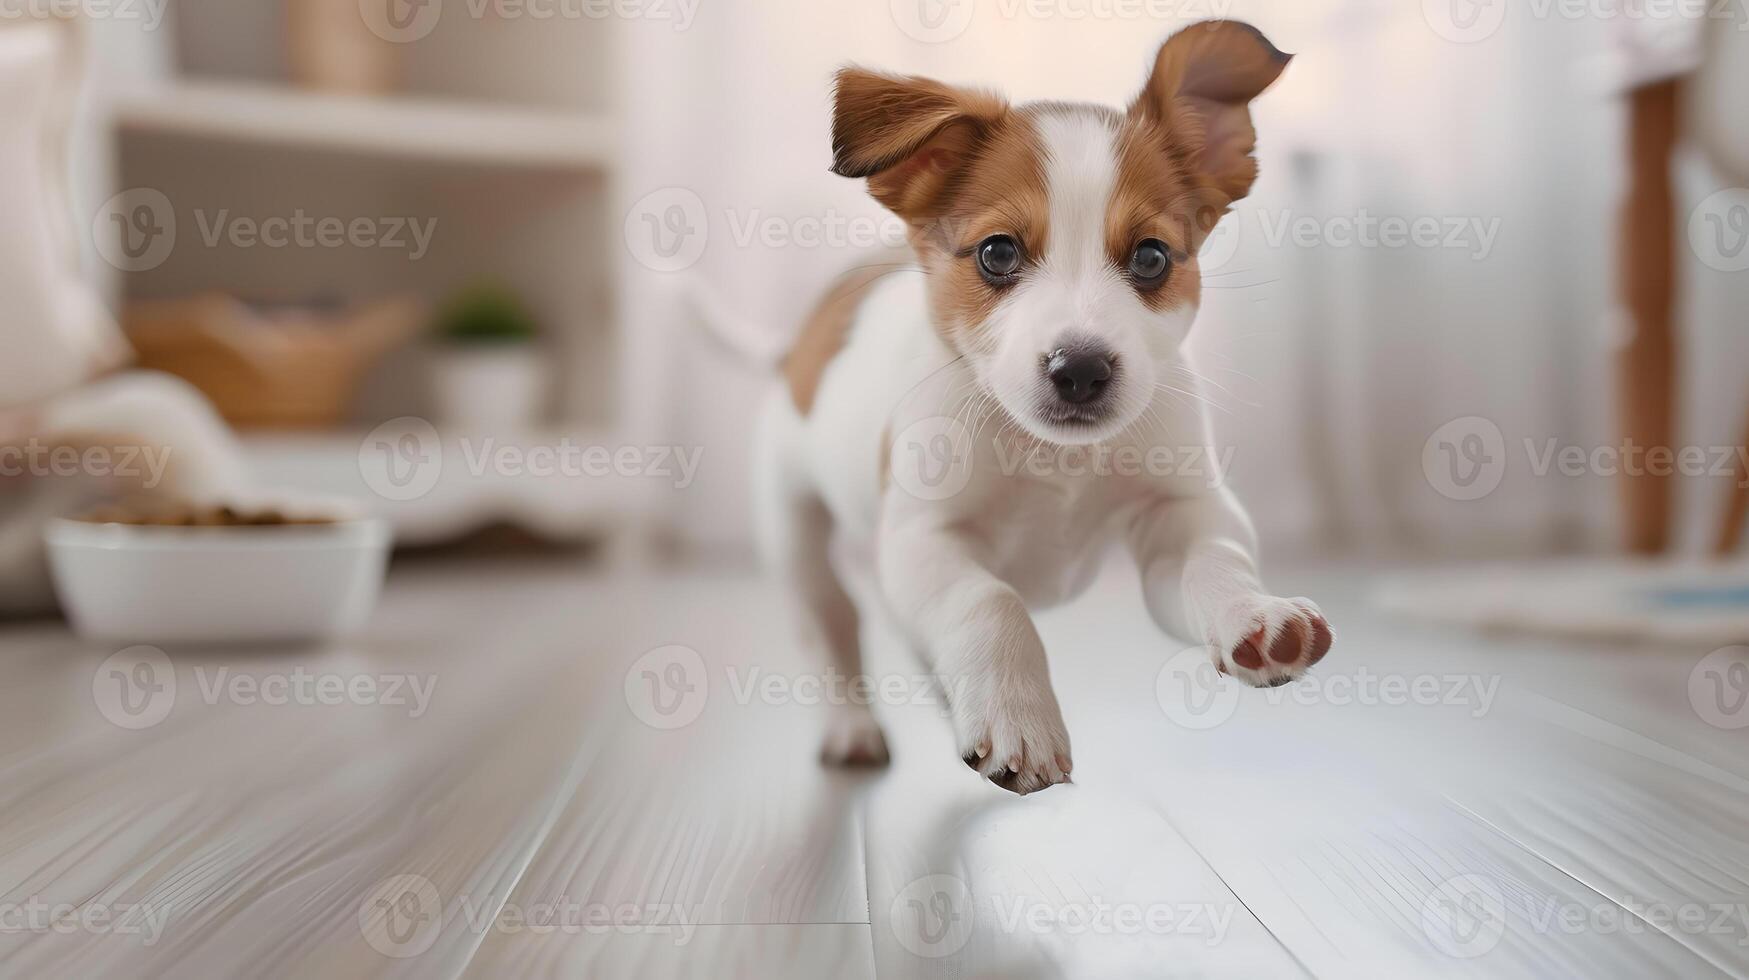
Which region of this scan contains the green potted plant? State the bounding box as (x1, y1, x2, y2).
(427, 283, 546, 429)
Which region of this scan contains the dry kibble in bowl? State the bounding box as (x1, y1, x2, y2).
(76, 501, 337, 527)
(47, 501, 390, 643)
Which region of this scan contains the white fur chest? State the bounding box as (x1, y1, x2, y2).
(955, 449, 1136, 608)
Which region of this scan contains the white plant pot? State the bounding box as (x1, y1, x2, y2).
(428, 345, 547, 430)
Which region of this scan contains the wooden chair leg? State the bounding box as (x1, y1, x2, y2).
(1617, 80, 1681, 555)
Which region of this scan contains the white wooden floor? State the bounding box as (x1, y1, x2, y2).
(2, 557, 1746, 979)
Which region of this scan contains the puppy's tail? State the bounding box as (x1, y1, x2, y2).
(677, 278, 790, 370)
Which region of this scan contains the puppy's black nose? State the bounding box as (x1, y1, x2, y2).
(1046, 347, 1114, 405)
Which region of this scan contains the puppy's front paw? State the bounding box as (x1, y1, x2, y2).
(954, 678, 1071, 795)
(1208, 595, 1333, 688)
(820, 706, 890, 768)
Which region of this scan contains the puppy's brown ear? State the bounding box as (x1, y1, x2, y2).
(1130, 20, 1291, 207)
(831, 68, 1007, 220)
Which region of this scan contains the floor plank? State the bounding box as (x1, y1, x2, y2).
(461, 573, 874, 979)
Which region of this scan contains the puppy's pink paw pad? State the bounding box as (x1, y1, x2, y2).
(1208, 596, 1335, 689)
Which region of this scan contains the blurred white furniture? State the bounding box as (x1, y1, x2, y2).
(1692, 13, 1749, 553)
(1613, 5, 1749, 555)
(0, 15, 247, 613)
(0, 17, 130, 409)
(99, 4, 631, 547)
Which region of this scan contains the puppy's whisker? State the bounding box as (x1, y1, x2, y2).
(1150, 382, 1231, 417)
(1164, 363, 1249, 407)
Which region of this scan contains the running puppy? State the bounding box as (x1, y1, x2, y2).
(755, 20, 1331, 794)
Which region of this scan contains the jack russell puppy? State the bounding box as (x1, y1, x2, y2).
(754, 20, 1331, 795)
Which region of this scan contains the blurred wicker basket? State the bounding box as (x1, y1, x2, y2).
(123, 294, 423, 429)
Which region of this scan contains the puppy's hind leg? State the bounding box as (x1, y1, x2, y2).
(753, 398, 888, 767)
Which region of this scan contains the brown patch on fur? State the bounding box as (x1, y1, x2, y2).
(912, 108, 1050, 351)
(830, 69, 1052, 355)
(783, 263, 897, 414)
(1110, 120, 1209, 313)
(831, 69, 1008, 220)
(1128, 20, 1292, 211)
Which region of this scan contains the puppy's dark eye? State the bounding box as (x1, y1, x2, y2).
(976, 235, 1023, 283)
(1128, 239, 1171, 289)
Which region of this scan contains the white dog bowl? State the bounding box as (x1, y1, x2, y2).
(45, 511, 391, 645)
